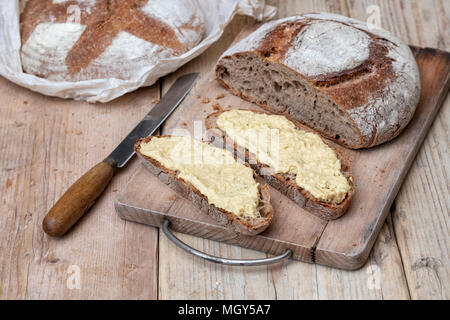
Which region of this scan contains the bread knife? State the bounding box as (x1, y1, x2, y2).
(42, 73, 199, 237)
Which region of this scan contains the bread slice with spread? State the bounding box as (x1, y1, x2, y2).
(206, 109, 354, 220)
(135, 135, 273, 235)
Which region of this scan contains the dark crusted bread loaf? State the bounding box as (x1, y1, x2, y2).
(205, 109, 354, 220)
(135, 135, 274, 235)
(20, 0, 205, 81)
(215, 13, 421, 149)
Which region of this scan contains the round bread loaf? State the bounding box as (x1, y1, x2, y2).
(20, 0, 205, 81)
(215, 13, 421, 149)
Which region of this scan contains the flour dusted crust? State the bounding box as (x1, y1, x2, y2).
(215, 13, 421, 149)
(20, 0, 205, 81)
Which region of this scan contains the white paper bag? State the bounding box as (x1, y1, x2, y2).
(0, 0, 275, 103)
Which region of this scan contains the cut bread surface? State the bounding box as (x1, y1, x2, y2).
(135, 135, 274, 235)
(206, 109, 354, 220)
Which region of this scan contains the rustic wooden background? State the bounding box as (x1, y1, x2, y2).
(0, 0, 448, 299)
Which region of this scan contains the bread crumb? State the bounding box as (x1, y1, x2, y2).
(23, 100, 28, 105)
(201, 97, 210, 104)
(379, 169, 385, 173)
(212, 103, 221, 111)
(181, 122, 188, 127)
(215, 94, 225, 100)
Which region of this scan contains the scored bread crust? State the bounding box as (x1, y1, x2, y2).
(215, 13, 421, 149)
(205, 109, 354, 220)
(135, 136, 274, 235)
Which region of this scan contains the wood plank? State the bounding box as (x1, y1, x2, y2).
(274, 0, 449, 298)
(0, 77, 160, 299)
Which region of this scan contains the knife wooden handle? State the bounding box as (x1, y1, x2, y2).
(43, 161, 116, 237)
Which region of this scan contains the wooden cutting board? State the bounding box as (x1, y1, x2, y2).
(115, 28, 450, 270)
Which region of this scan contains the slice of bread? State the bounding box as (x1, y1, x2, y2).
(205, 109, 354, 220)
(135, 135, 274, 235)
(215, 14, 420, 149)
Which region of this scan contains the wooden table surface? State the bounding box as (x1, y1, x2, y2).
(0, 0, 448, 300)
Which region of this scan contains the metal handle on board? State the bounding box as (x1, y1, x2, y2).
(162, 219, 292, 266)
